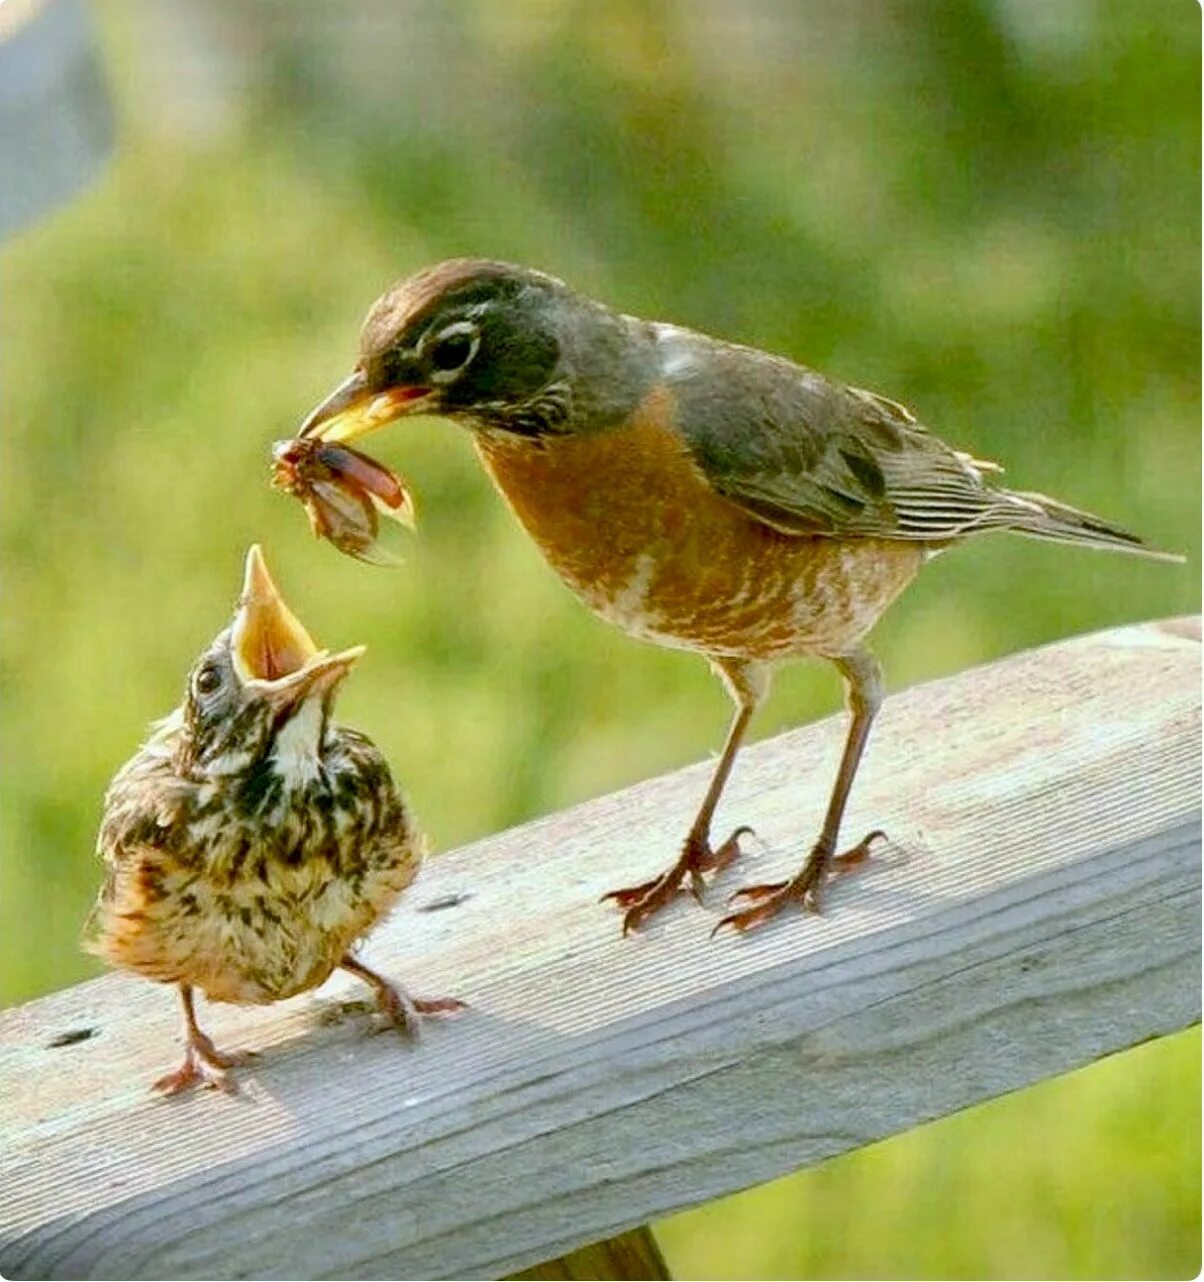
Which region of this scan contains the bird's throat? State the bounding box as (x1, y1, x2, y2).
(270, 698, 326, 784)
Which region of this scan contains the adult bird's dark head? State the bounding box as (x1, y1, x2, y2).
(175, 545, 364, 779)
(298, 258, 654, 442)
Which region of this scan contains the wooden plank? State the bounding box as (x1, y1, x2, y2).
(0, 617, 1199, 1281)
(509, 1226, 669, 1280)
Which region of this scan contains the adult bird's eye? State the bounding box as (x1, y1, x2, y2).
(194, 664, 223, 696)
(427, 325, 478, 376)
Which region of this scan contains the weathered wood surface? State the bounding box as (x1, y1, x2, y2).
(1, 618, 1199, 1280)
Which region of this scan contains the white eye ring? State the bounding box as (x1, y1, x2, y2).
(424, 321, 480, 383)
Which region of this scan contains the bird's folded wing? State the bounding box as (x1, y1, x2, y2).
(681, 368, 1032, 542)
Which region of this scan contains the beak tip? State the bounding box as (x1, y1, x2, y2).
(241, 543, 278, 603)
(331, 644, 368, 671)
(301, 645, 367, 697)
(297, 405, 325, 439)
(299, 369, 370, 439)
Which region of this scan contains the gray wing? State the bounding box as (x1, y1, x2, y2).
(660, 325, 1159, 556)
(690, 374, 1022, 540)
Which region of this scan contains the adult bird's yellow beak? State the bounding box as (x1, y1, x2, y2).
(299, 370, 434, 444)
(231, 545, 365, 698)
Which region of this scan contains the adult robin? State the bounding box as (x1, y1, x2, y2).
(87, 545, 461, 1093)
(297, 259, 1175, 936)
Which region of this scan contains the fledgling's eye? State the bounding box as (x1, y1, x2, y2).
(425, 322, 479, 380)
(193, 664, 223, 696)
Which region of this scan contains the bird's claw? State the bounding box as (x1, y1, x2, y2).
(374, 983, 466, 1037)
(600, 876, 664, 911)
(613, 869, 683, 936)
(713, 829, 885, 936)
(603, 825, 753, 934)
(698, 825, 753, 876)
(153, 1035, 244, 1096)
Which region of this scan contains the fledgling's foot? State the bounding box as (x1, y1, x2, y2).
(373, 982, 466, 1037)
(153, 1030, 243, 1096)
(603, 825, 752, 935)
(342, 954, 465, 1037)
(713, 829, 885, 935)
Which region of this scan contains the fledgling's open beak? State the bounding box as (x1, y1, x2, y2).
(299, 369, 434, 444)
(231, 545, 365, 701)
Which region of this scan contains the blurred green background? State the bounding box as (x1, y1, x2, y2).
(2, 1, 1199, 1277)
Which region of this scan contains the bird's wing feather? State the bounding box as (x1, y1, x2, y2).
(96, 715, 191, 870)
(670, 340, 1021, 540)
(664, 330, 1160, 556)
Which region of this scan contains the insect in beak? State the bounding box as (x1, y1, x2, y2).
(271, 439, 416, 565)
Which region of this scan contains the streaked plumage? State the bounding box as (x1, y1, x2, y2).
(87, 546, 457, 1093)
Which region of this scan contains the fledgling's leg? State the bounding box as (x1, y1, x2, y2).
(603, 658, 767, 934)
(340, 954, 465, 1036)
(717, 649, 885, 935)
(153, 984, 241, 1095)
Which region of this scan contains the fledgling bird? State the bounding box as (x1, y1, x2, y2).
(87, 545, 460, 1093)
(297, 259, 1178, 936)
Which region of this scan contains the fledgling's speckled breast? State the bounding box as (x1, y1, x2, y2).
(89, 733, 422, 1005)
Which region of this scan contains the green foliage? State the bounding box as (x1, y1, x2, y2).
(2, 2, 1197, 1277)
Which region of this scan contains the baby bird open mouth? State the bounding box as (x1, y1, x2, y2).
(231, 545, 364, 698)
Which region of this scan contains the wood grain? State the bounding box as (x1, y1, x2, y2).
(1, 618, 1199, 1280)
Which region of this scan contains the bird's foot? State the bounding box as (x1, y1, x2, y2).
(602, 825, 753, 935)
(341, 954, 466, 1037)
(153, 1030, 243, 1096)
(714, 829, 885, 935)
(372, 981, 466, 1037)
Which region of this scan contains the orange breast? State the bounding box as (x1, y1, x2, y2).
(474, 386, 923, 660)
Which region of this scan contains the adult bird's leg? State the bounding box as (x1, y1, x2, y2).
(340, 954, 465, 1036)
(152, 983, 241, 1095)
(603, 658, 766, 934)
(717, 649, 886, 934)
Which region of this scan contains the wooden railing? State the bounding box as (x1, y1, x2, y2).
(1, 618, 1199, 1280)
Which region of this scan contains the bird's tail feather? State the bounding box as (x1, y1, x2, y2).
(1001, 488, 1184, 563)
